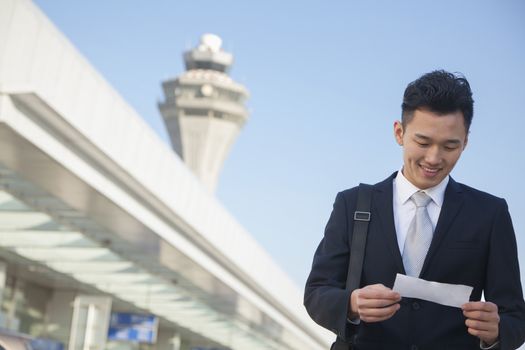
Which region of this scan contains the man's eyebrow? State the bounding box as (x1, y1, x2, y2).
(414, 133, 431, 140)
(414, 133, 461, 144)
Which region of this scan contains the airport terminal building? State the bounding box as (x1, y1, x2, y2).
(0, 1, 332, 349)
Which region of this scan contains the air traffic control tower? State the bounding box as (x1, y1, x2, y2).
(159, 34, 249, 192)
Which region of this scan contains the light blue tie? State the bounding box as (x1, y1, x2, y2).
(403, 191, 433, 277)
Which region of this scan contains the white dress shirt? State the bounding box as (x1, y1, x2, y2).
(392, 170, 449, 255)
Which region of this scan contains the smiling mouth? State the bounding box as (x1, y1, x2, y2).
(420, 165, 440, 175)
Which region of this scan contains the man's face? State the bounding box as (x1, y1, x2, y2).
(394, 108, 468, 189)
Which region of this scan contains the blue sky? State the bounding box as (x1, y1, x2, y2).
(33, 0, 525, 291)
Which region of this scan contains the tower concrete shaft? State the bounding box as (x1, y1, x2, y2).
(159, 34, 249, 192)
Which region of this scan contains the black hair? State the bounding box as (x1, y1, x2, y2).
(402, 70, 474, 132)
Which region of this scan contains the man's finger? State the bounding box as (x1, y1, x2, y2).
(466, 327, 499, 345)
(359, 303, 400, 318)
(465, 319, 498, 332)
(358, 288, 401, 301)
(462, 301, 498, 312)
(463, 309, 500, 322)
(357, 298, 401, 309)
(360, 304, 400, 323)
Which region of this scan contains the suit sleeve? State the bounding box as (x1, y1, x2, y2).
(304, 191, 357, 341)
(484, 199, 525, 350)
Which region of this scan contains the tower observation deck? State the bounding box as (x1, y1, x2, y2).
(159, 34, 249, 192)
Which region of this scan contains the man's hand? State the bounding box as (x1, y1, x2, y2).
(349, 284, 401, 322)
(462, 301, 500, 346)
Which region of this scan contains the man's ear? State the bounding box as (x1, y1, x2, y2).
(394, 120, 404, 146)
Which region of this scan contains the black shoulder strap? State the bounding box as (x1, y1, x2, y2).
(346, 183, 373, 291)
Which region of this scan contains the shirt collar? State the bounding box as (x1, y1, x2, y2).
(394, 169, 449, 207)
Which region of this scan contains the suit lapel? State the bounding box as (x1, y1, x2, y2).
(420, 177, 464, 277)
(373, 173, 406, 274)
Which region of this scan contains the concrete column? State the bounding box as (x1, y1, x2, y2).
(0, 261, 7, 328)
(0, 261, 6, 301)
(5, 276, 23, 330)
(155, 328, 181, 350)
(45, 290, 77, 345)
(170, 333, 181, 350)
(68, 295, 112, 350)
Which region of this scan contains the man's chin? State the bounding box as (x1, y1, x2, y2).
(404, 168, 446, 189)
(415, 176, 445, 189)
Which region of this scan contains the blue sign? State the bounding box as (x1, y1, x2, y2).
(31, 338, 64, 350)
(107, 313, 158, 344)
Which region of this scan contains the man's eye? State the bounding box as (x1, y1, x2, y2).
(444, 146, 458, 151)
(416, 142, 429, 147)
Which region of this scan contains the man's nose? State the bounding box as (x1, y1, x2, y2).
(425, 146, 441, 165)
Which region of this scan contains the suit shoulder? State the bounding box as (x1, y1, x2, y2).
(338, 186, 360, 198)
(336, 182, 379, 209)
(337, 173, 395, 204)
(338, 177, 390, 201)
(455, 182, 507, 207)
(456, 182, 504, 201)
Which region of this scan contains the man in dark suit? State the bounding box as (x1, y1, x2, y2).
(304, 70, 525, 350)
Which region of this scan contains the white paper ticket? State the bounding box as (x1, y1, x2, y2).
(392, 273, 473, 308)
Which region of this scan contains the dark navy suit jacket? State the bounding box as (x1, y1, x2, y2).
(304, 173, 525, 350)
